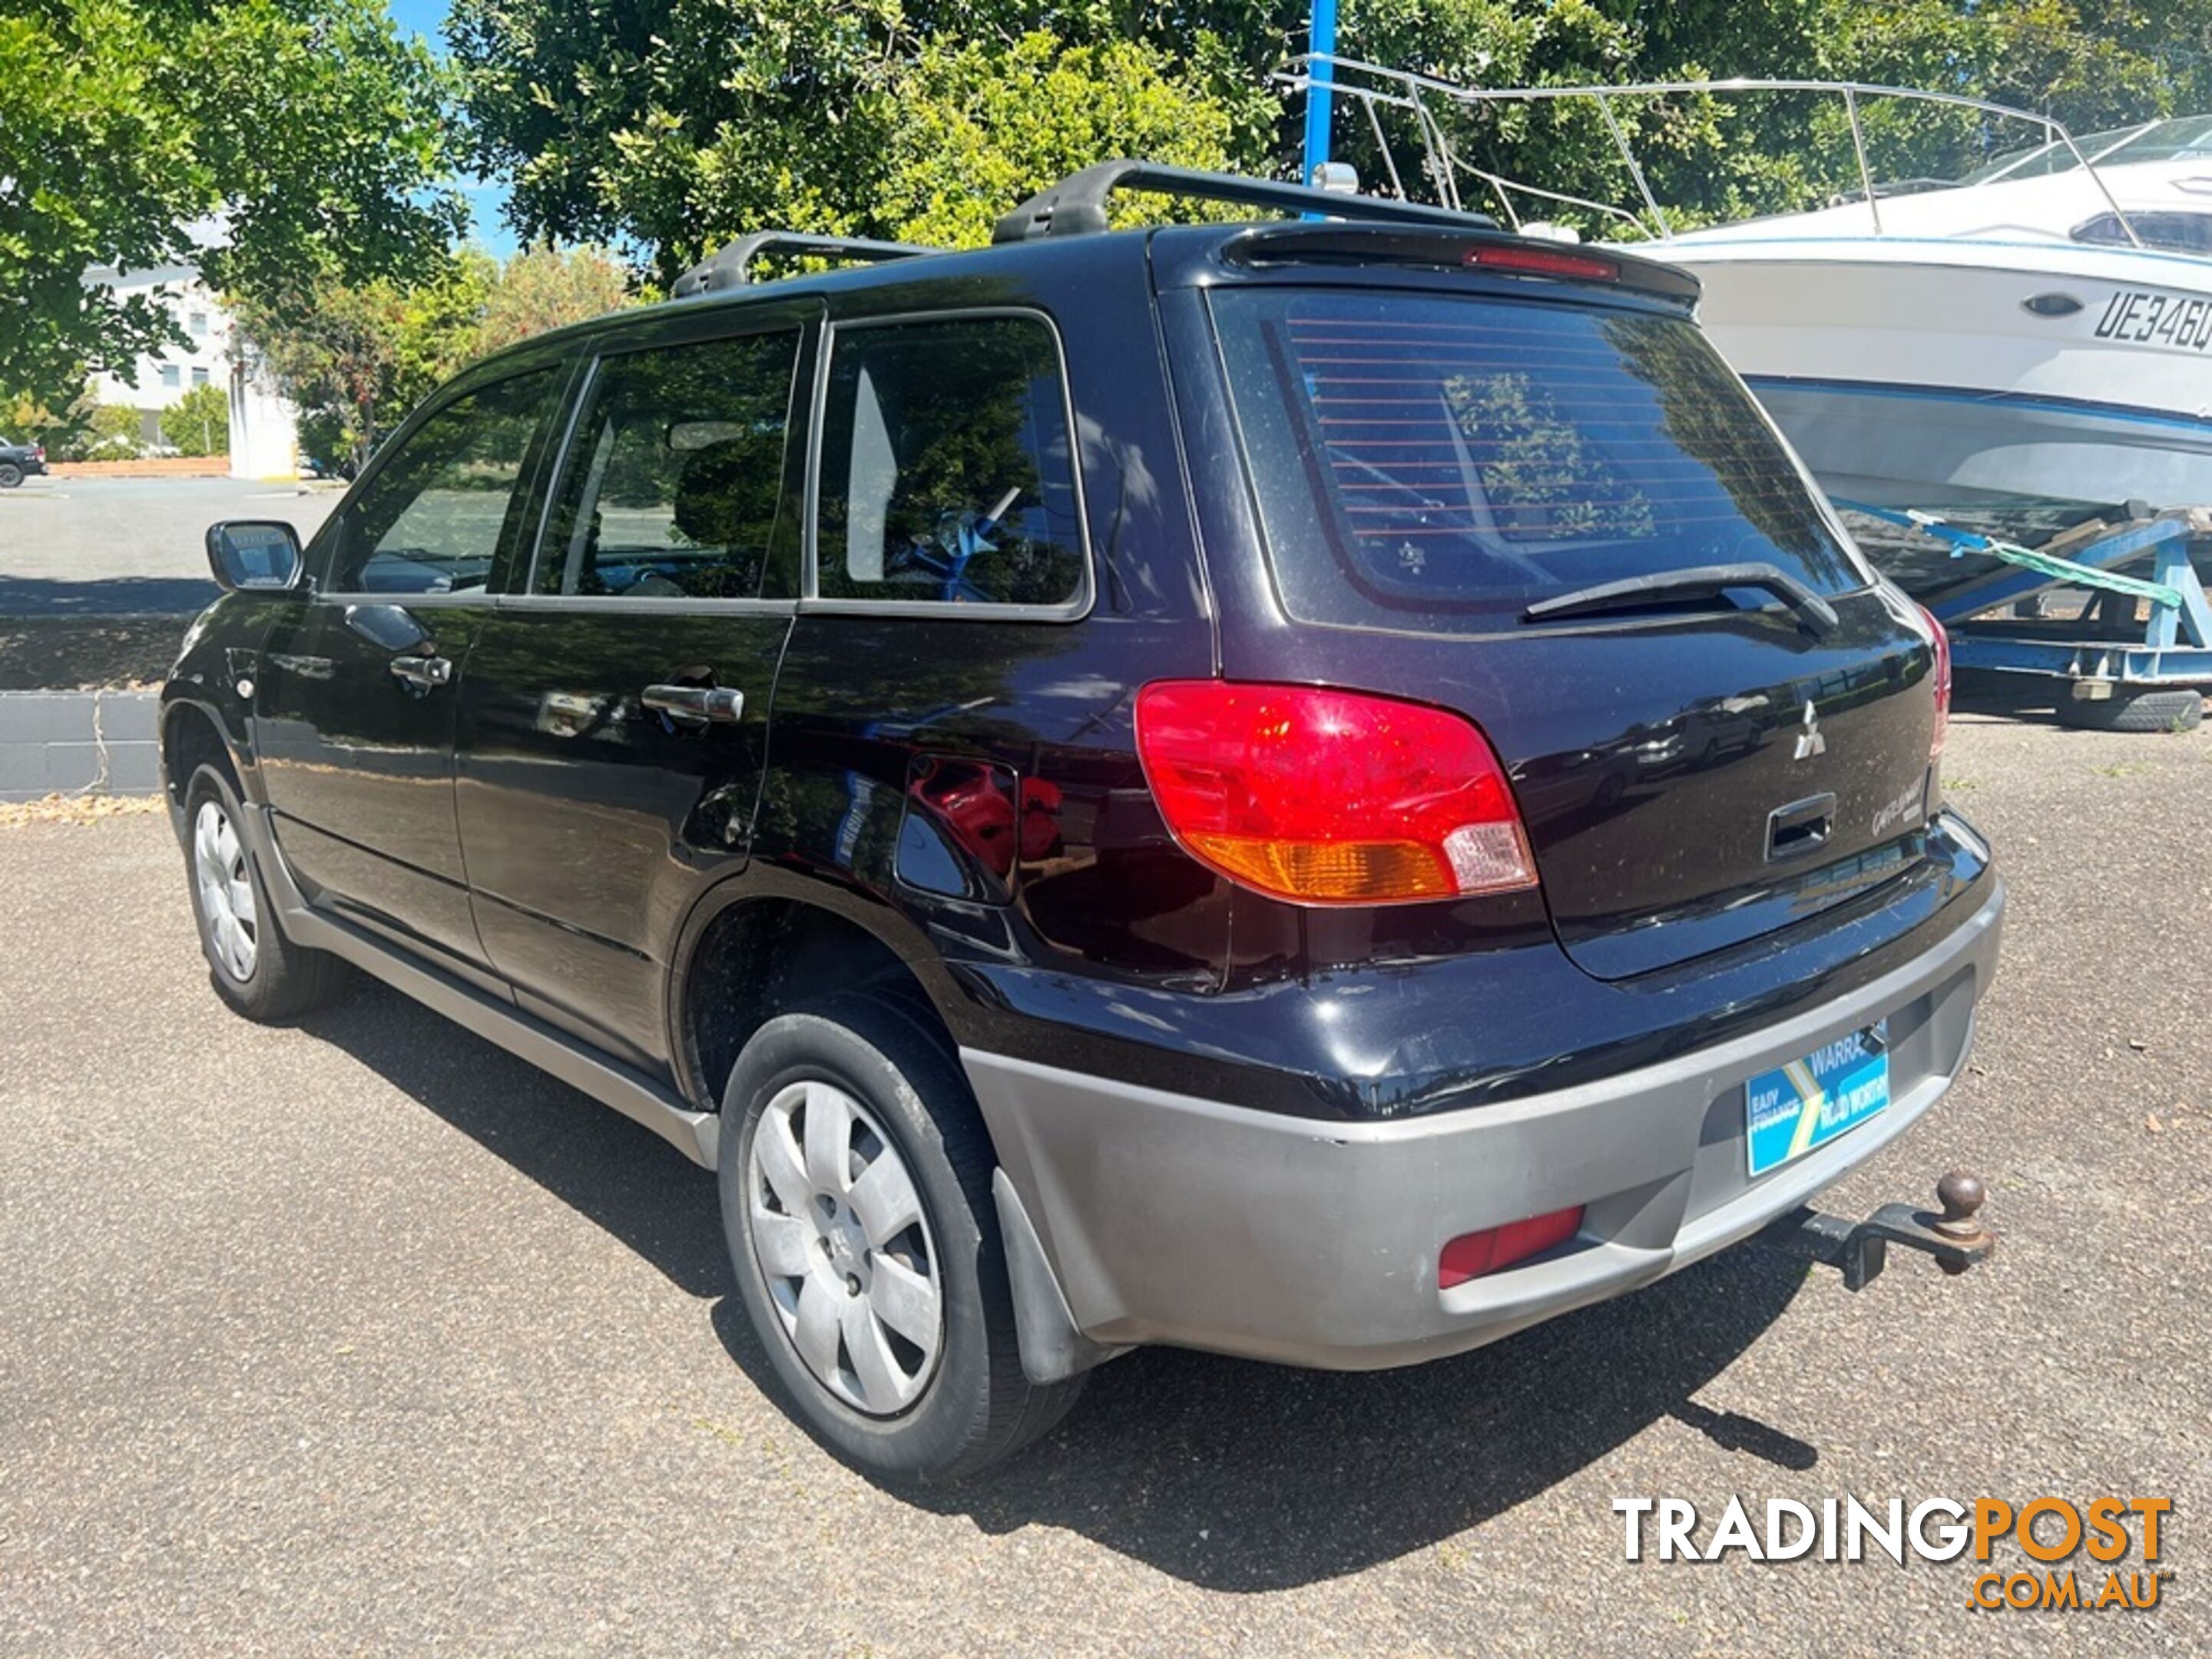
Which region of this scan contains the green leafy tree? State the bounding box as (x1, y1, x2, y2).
(160, 383, 231, 457)
(0, 0, 460, 416)
(449, 2, 1266, 280)
(452, 0, 2212, 270)
(476, 245, 637, 353)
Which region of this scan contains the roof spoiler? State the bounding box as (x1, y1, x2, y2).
(1220, 223, 1703, 303)
(991, 160, 1498, 244)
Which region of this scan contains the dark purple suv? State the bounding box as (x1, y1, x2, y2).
(162, 164, 2000, 1479)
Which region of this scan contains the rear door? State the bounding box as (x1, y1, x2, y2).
(1203, 278, 1943, 979)
(453, 304, 810, 1071)
(256, 363, 569, 977)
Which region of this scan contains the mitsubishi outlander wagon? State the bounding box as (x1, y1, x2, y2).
(163, 162, 2002, 1480)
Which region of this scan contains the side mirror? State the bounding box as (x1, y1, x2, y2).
(206, 520, 303, 592)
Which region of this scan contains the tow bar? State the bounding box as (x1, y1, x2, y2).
(1755, 1171, 1995, 1292)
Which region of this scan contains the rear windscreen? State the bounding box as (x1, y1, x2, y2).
(1210, 287, 1869, 630)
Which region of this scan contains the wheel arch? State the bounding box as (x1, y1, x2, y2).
(668, 872, 975, 1121)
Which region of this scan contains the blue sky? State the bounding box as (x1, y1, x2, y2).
(386, 0, 519, 257)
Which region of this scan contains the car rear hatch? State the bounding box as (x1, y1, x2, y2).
(1200, 243, 1944, 980)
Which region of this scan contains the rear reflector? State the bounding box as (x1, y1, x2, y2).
(1921, 605, 1952, 761)
(1465, 244, 1619, 283)
(1134, 680, 1537, 904)
(1439, 1206, 1584, 1287)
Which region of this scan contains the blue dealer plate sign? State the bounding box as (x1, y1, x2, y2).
(1745, 1022, 1891, 1177)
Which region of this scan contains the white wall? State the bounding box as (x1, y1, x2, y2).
(81, 260, 299, 478)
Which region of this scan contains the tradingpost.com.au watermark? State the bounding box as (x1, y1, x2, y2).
(1615, 1495, 2174, 1611)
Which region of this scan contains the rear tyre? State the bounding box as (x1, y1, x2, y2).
(183, 763, 349, 1021)
(0, 463, 22, 489)
(2056, 687, 2204, 733)
(719, 995, 1085, 1482)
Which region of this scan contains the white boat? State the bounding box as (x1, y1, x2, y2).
(1660, 122, 2212, 522)
(1285, 65, 2212, 546)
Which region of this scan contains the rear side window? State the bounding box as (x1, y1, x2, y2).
(1210, 288, 1866, 631)
(538, 330, 799, 600)
(814, 314, 1087, 609)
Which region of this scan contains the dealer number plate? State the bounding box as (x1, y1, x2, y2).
(1745, 1022, 1890, 1177)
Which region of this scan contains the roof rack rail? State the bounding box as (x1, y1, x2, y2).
(991, 159, 1495, 244)
(671, 231, 935, 298)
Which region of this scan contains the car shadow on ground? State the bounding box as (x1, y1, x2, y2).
(303, 980, 1818, 1592)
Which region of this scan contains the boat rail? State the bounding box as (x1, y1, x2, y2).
(1282, 55, 2146, 249)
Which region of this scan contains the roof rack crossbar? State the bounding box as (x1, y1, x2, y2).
(671, 232, 935, 298)
(990, 160, 1495, 244)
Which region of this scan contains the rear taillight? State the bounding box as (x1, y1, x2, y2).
(31, 445, 43, 461)
(1465, 244, 1618, 283)
(1439, 1205, 1584, 1287)
(1921, 606, 1952, 761)
(1133, 680, 1536, 905)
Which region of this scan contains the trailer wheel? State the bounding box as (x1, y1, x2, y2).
(2057, 687, 2204, 733)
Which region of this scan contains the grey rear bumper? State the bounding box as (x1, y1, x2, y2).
(964, 879, 2003, 1373)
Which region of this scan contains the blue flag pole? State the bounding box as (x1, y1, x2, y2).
(1301, 0, 1337, 187)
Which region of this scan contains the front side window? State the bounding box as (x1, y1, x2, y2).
(325, 366, 561, 594)
(537, 330, 799, 599)
(815, 315, 1086, 608)
(1212, 287, 1866, 633)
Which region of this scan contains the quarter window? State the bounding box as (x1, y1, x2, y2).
(323, 367, 561, 594)
(538, 330, 799, 599)
(815, 315, 1085, 608)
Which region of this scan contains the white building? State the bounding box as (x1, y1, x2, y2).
(81, 256, 300, 479)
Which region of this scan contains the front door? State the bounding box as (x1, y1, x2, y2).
(455, 317, 806, 1070)
(256, 363, 569, 977)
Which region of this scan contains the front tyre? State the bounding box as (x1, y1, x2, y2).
(719, 998, 1084, 1481)
(182, 763, 348, 1021)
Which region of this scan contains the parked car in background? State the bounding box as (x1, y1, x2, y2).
(0, 436, 48, 487)
(161, 162, 2001, 1482)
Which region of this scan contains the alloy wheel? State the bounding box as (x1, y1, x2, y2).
(747, 1079, 943, 1416)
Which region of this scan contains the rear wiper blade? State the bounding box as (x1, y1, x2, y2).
(1524, 562, 1839, 637)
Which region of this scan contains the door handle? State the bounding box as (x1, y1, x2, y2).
(642, 684, 743, 726)
(389, 654, 454, 693)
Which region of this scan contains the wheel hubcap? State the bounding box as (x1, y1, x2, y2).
(747, 1079, 942, 1416)
(192, 800, 257, 982)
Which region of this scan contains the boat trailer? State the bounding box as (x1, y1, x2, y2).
(1837, 501, 2212, 730)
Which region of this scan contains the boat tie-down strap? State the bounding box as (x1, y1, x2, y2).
(1833, 499, 2186, 611)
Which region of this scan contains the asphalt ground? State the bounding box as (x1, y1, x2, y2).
(1, 706, 2207, 1655)
(0, 477, 339, 616)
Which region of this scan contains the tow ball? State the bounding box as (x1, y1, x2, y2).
(1754, 1171, 1995, 1292)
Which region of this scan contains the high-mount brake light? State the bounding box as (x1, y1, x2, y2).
(1465, 244, 1619, 283)
(1921, 605, 1952, 762)
(1133, 681, 1538, 905)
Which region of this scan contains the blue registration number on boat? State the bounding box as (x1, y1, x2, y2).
(1744, 1022, 1890, 1177)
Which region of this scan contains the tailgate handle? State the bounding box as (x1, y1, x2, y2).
(1766, 793, 1836, 862)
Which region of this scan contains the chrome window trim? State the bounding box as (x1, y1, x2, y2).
(803, 306, 1096, 624)
(306, 590, 499, 609)
(489, 592, 799, 617)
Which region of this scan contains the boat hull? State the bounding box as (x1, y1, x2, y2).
(1661, 237, 2212, 518)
